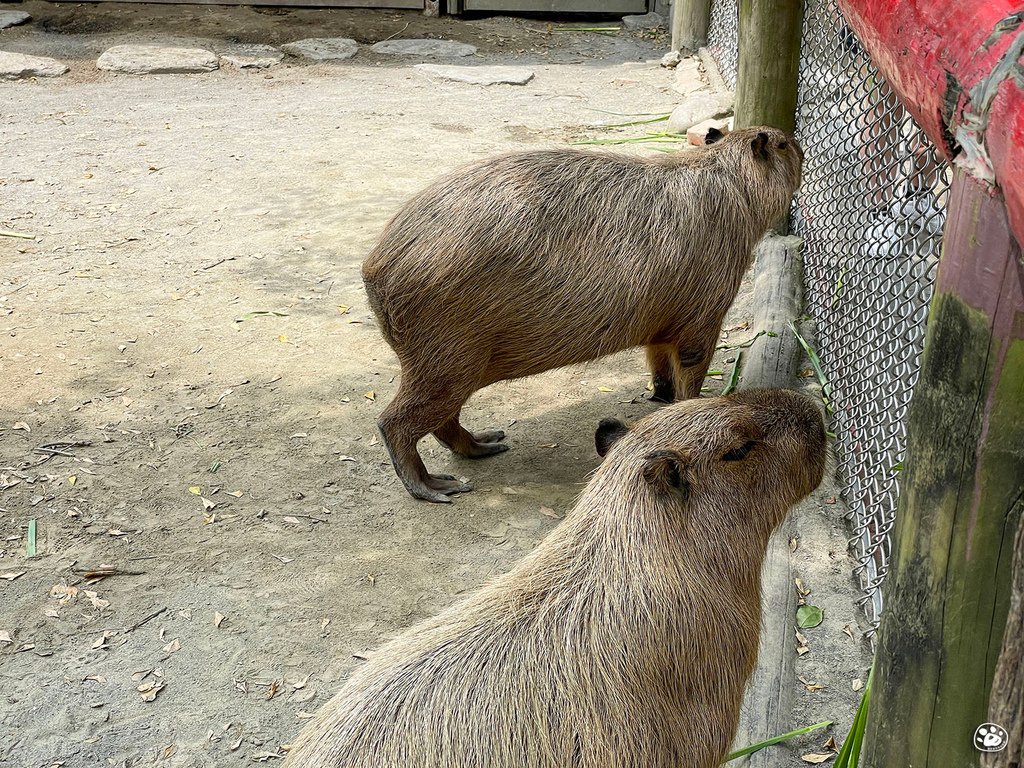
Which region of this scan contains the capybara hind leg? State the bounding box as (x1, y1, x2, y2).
(434, 415, 509, 459)
(377, 389, 474, 503)
(646, 344, 676, 403)
(674, 343, 716, 400)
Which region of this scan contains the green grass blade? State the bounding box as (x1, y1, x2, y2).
(834, 664, 874, 767)
(788, 321, 831, 401)
(26, 518, 37, 558)
(721, 349, 742, 395)
(724, 720, 834, 761)
(1, 229, 36, 240)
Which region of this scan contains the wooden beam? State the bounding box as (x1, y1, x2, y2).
(671, 0, 712, 53)
(733, 0, 802, 134)
(863, 167, 1024, 767)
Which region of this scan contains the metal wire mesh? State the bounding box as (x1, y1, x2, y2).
(792, 0, 950, 631)
(707, 0, 738, 88)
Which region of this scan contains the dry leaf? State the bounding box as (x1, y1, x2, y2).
(92, 630, 115, 649)
(68, 475, 77, 486)
(162, 638, 181, 654)
(597, 386, 614, 392)
(801, 753, 834, 764)
(539, 507, 562, 519)
(13, 421, 30, 432)
(1, 571, 26, 581)
(338, 455, 356, 463)
(107, 529, 129, 537)
(227, 490, 244, 498)
(320, 618, 330, 631)
(296, 710, 316, 720)
(337, 305, 349, 314)
(282, 516, 302, 525)
(272, 554, 294, 564)
(44, 608, 59, 618)
(789, 536, 799, 552)
(796, 646, 810, 656)
(842, 624, 855, 640)
(201, 497, 217, 511)
(795, 578, 810, 596)
(823, 736, 837, 750)
(189, 486, 202, 495)
(84, 674, 107, 684)
(138, 680, 166, 702)
(795, 630, 809, 646)
(0, 630, 12, 644)
(366, 574, 376, 587)
(214, 612, 225, 628)
(83, 590, 110, 610)
(852, 678, 863, 691)
(363, 391, 375, 401)
(266, 679, 281, 700)
(290, 673, 311, 690)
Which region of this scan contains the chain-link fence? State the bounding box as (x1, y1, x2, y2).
(704, 0, 950, 632)
(706, 0, 738, 88)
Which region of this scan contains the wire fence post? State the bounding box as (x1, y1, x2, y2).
(671, 0, 712, 52)
(734, 0, 803, 134)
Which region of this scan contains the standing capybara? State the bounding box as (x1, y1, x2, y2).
(283, 389, 827, 768)
(362, 127, 803, 501)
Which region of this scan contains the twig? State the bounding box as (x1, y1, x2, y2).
(32, 440, 93, 457)
(124, 606, 167, 634)
(72, 566, 145, 579)
(379, 22, 410, 43)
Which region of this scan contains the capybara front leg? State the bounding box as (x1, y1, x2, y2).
(646, 344, 676, 403)
(434, 414, 509, 459)
(377, 389, 473, 503)
(674, 343, 716, 400)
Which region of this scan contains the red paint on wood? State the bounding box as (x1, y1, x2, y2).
(837, 0, 1024, 246)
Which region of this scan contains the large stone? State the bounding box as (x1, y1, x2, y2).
(0, 51, 68, 80)
(219, 43, 284, 69)
(96, 45, 218, 74)
(371, 39, 476, 57)
(281, 38, 358, 61)
(414, 64, 533, 86)
(0, 11, 31, 29)
(621, 12, 666, 30)
(666, 91, 734, 133)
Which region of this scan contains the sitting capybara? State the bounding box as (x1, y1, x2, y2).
(283, 389, 827, 768)
(363, 127, 803, 501)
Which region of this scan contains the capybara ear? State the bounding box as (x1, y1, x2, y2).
(641, 450, 690, 499)
(751, 131, 770, 160)
(705, 127, 725, 145)
(595, 418, 630, 457)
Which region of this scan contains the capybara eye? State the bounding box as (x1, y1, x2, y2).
(722, 441, 756, 461)
(778, 141, 789, 150)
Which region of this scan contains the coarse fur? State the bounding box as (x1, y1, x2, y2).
(284, 389, 827, 768)
(362, 127, 805, 502)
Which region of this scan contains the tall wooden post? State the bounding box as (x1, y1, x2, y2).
(733, 0, 803, 134)
(671, 0, 712, 53)
(863, 168, 1024, 766)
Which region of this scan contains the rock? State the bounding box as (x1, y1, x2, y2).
(0, 51, 68, 80)
(414, 64, 533, 86)
(219, 43, 284, 69)
(281, 37, 358, 61)
(687, 117, 732, 145)
(371, 39, 476, 57)
(665, 91, 734, 133)
(96, 45, 218, 74)
(660, 51, 682, 69)
(0, 10, 31, 29)
(621, 12, 666, 30)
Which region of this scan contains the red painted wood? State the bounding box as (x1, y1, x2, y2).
(836, 0, 1024, 246)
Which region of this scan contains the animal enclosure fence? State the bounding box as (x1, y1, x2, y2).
(705, 0, 951, 633)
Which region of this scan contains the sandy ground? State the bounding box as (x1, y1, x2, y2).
(1, 4, 870, 766)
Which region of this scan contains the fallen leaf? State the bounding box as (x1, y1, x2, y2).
(789, 536, 800, 552)
(801, 753, 834, 764)
(227, 490, 244, 498)
(92, 630, 115, 649)
(363, 391, 375, 401)
(44, 608, 59, 618)
(107, 529, 130, 537)
(296, 710, 316, 720)
(138, 680, 166, 702)
(823, 737, 837, 751)
(320, 618, 330, 631)
(83, 590, 110, 610)
(214, 612, 225, 628)
(0, 630, 12, 643)
(597, 386, 614, 392)
(201, 497, 217, 511)
(337, 305, 350, 314)
(1, 571, 26, 581)
(539, 507, 562, 519)
(13, 422, 30, 432)
(266, 679, 281, 700)
(272, 554, 294, 564)
(189, 486, 202, 495)
(852, 678, 863, 691)
(162, 638, 181, 654)
(84, 674, 107, 683)
(338, 455, 356, 462)
(797, 605, 824, 629)
(68, 475, 77, 486)
(794, 578, 810, 596)
(796, 646, 810, 656)
(282, 516, 302, 525)
(842, 624, 855, 640)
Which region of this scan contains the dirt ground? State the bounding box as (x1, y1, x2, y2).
(1, 4, 870, 766)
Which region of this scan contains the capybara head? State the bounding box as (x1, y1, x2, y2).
(595, 388, 826, 537)
(702, 126, 804, 224)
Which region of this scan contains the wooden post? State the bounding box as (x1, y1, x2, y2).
(984, 517, 1024, 766)
(863, 168, 1024, 767)
(733, 0, 803, 134)
(423, 0, 439, 17)
(671, 0, 712, 53)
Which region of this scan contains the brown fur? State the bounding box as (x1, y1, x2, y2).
(283, 389, 827, 768)
(363, 127, 804, 501)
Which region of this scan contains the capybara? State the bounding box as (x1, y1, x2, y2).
(283, 389, 827, 768)
(362, 127, 803, 501)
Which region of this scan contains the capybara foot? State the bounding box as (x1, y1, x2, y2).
(457, 430, 509, 460)
(649, 381, 675, 403)
(409, 473, 474, 503)
(472, 429, 505, 444)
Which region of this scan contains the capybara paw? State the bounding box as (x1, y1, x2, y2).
(649, 386, 675, 404)
(425, 474, 474, 496)
(461, 441, 510, 460)
(472, 429, 506, 444)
